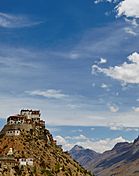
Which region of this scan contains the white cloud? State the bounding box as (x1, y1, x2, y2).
(26, 89, 68, 99)
(132, 107, 139, 112)
(71, 129, 83, 133)
(101, 83, 108, 88)
(100, 83, 110, 91)
(125, 128, 139, 132)
(124, 27, 137, 36)
(47, 127, 61, 133)
(69, 53, 80, 59)
(124, 18, 138, 27)
(55, 135, 73, 150)
(116, 0, 139, 18)
(55, 135, 129, 153)
(91, 127, 95, 131)
(110, 125, 139, 131)
(109, 105, 119, 112)
(0, 12, 42, 28)
(99, 58, 107, 64)
(110, 126, 122, 130)
(108, 104, 119, 112)
(136, 98, 139, 102)
(67, 104, 81, 109)
(108, 111, 139, 128)
(92, 52, 139, 84)
(64, 134, 88, 141)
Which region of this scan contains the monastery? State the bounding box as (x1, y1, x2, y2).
(0, 109, 53, 171)
(0, 109, 45, 136)
(0, 109, 92, 176)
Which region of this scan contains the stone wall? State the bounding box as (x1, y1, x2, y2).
(0, 124, 33, 136)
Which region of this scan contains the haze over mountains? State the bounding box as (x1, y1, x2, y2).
(70, 136, 139, 176)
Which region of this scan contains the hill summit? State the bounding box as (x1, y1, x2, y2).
(0, 109, 93, 176)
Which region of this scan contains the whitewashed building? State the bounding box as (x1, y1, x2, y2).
(7, 116, 25, 125)
(20, 110, 40, 119)
(26, 158, 33, 166)
(19, 158, 33, 166)
(6, 129, 20, 136)
(19, 158, 26, 166)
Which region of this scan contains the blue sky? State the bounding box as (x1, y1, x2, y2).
(1, 0, 139, 152)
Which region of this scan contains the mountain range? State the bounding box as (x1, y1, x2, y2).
(69, 136, 139, 176)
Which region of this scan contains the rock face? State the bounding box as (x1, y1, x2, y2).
(0, 109, 93, 176)
(70, 138, 139, 176)
(69, 145, 100, 169)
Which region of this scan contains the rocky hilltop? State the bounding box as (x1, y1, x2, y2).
(0, 109, 93, 176)
(70, 138, 139, 176)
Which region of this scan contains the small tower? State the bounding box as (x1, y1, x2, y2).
(7, 148, 13, 156)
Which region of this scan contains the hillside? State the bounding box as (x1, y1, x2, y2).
(70, 137, 139, 176)
(0, 109, 93, 176)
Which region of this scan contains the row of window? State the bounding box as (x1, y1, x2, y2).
(7, 130, 20, 134)
(9, 121, 23, 124)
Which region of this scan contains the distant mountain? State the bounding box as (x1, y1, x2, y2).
(69, 137, 139, 176)
(69, 145, 100, 169)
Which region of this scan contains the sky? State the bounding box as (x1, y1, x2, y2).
(0, 0, 139, 152)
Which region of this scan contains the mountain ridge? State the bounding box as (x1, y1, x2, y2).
(69, 145, 100, 170)
(70, 137, 139, 176)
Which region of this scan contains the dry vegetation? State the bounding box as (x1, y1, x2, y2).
(0, 129, 93, 176)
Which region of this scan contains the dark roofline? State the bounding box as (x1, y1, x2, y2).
(7, 115, 25, 121)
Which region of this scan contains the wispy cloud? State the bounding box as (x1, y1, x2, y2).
(67, 22, 139, 61)
(108, 104, 119, 112)
(124, 18, 138, 27)
(100, 83, 110, 91)
(1, 94, 139, 127)
(0, 12, 42, 28)
(47, 127, 61, 133)
(132, 106, 139, 112)
(71, 129, 83, 133)
(66, 104, 81, 109)
(26, 89, 68, 99)
(94, 0, 118, 4)
(109, 125, 139, 132)
(124, 27, 137, 36)
(101, 83, 108, 88)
